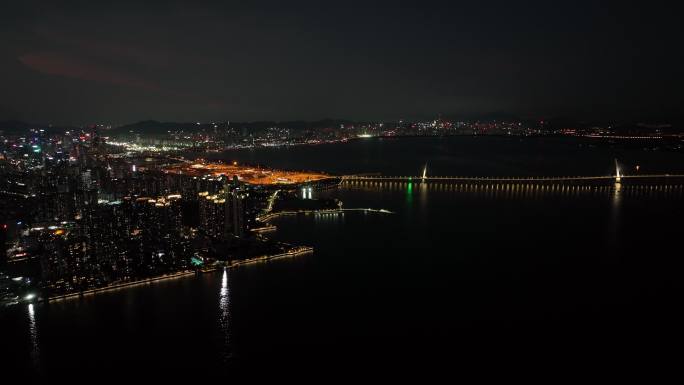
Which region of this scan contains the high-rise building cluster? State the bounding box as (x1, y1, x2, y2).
(0, 128, 256, 299)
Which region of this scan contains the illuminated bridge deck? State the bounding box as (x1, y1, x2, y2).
(341, 174, 684, 186)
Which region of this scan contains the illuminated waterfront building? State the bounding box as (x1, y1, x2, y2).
(229, 189, 248, 239)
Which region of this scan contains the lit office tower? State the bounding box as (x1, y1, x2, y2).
(81, 169, 93, 190)
(222, 193, 232, 240)
(144, 195, 186, 271)
(228, 190, 248, 238)
(0, 223, 7, 268)
(85, 200, 132, 283)
(198, 191, 227, 240)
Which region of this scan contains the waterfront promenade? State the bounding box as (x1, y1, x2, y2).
(46, 246, 314, 303)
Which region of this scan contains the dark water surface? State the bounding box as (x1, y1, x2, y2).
(4, 137, 684, 377)
(203, 136, 684, 176)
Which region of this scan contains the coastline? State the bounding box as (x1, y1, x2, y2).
(257, 207, 394, 223)
(46, 245, 314, 303)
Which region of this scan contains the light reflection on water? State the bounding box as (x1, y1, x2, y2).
(219, 268, 232, 361)
(27, 304, 40, 367)
(326, 180, 684, 258)
(341, 180, 684, 200)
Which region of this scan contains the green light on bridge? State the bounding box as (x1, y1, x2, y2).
(191, 257, 204, 267)
(406, 182, 413, 204)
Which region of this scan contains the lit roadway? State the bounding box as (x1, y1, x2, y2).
(342, 160, 684, 184)
(341, 174, 684, 182)
(163, 160, 683, 185)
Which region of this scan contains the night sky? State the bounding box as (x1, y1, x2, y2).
(1, 1, 682, 125)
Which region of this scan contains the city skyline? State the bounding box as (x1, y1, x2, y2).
(3, 1, 684, 377)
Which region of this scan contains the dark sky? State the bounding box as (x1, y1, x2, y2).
(1, 1, 682, 125)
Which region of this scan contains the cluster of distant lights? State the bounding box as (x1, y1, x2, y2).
(231, 138, 348, 148)
(8, 276, 37, 302)
(583, 134, 664, 139)
(106, 140, 184, 152)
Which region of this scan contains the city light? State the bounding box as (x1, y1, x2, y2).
(164, 162, 333, 185)
(2, 2, 684, 373)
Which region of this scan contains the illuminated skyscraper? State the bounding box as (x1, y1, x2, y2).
(228, 190, 248, 239)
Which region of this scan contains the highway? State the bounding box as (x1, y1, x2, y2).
(341, 174, 684, 183)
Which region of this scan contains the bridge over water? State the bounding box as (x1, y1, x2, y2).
(342, 174, 684, 185)
(341, 162, 684, 186)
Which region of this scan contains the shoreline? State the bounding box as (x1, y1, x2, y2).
(257, 208, 394, 223)
(180, 133, 684, 159)
(46, 246, 314, 303)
